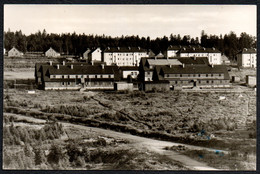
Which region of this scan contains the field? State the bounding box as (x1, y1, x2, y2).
(2, 57, 257, 170)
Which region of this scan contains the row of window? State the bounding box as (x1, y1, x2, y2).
(107, 53, 146, 56)
(174, 80, 224, 84)
(61, 81, 113, 86)
(52, 74, 114, 79)
(166, 73, 223, 77)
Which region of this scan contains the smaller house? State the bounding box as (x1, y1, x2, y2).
(246, 75, 256, 87)
(119, 66, 139, 79)
(83, 48, 91, 59)
(45, 47, 60, 58)
(8, 47, 23, 57)
(221, 54, 230, 65)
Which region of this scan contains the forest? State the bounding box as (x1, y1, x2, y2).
(4, 29, 256, 60)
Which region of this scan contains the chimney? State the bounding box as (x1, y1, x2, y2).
(212, 47, 215, 50)
(57, 64, 59, 69)
(183, 47, 186, 51)
(210, 64, 214, 68)
(194, 56, 196, 60)
(91, 61, 94, 66)
(138, 46, 140, 50)
(107, 47, 110, 50)
(193, 47, 195, 51)
(203, 47, 206, 50)
(101, 64, 104, 69)
(117, 47, 120, 50)
(128, 46, 131, 50)
(49, 61, 53, 65)
(182, 63, 185, 68)
(169, 64, 172, 68)
(71, 64, 73, 69)
(63, 61, 65, 65)
(244, 48, 248, 51)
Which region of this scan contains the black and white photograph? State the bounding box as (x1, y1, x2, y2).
(2, 4, 257, 171)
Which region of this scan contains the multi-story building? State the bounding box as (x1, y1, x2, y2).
(176, 46, 222, 65)
(103, 47, 148, 66)
(45, 47, 60, 58)
(35, 62, 119, 90)
(237, 48, 257, 68)
(8, 47, 23, 57)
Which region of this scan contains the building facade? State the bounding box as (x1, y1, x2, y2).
(8, 47, 23, 57)
(177, 46, 222, 65)
(35, 62, 119, 90)
(237, 48, 257, 68)
(167, 45, 182, 58)
(153, 64, 230, 89)
(45, 47, 60, 58)
(103, 47, 148, 66)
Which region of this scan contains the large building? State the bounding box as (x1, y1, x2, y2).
(45, 47, 60, 58)
(35, 62, 119, 90)
(8, 47, 23, 57)
(153, 64, 230, 89)
(167, 45, 222, 65)
(103, 47, 148, 66)
(237, 48, 257, 68)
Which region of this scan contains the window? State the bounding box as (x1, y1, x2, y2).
(68, 82, 71, 86)
(100, 75, 103, 78)
(95, 75, 97, 78)
(81, 75, 83, 78)
(188, 74, 190, 77)
(68, 75, 70, 79)
(52, 75, 56, 78)
(198, 74, 200, 77)
(131, 72, 134, 75)
(75, 75, 78, 78)
(62, 75, 64, 79)
(212, 80, 214, 83)
(62, 82, 64, 86)
(206, 74, 208, 77)
(211, 74, 213, 77)
(193, 74, 196, 77)
(147, 72, 150, 75)
(167, 74, 169, 77)
(219, 74, 221, 76)
(108, 75, 111, 78)
(207, 81, 209, 83)
(180, 74, 182, 77)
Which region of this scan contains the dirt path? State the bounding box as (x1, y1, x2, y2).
(7, 114, 221, 170)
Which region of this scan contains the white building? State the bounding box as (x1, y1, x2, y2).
(45, 47, 60, 58)
(237, 48, 257, 68)
(89, 48, 102, 62)
(176, 46, 222, 65)
(167, 45, 181, 58)
(8, 47, 23, 57)
(103, 47, 148, 66)
(120, 66, 139, 79)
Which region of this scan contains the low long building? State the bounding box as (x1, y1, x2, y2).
(153, 64, 230, 89)
(35, 62, 119, 90)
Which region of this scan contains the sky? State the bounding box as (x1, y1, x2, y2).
(4, 5, 257, 39)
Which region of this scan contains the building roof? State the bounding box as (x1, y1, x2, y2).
(177, 47, 221, 54)
(147, 59, 182, 66)
(238, 48, 257, 54)
(175, 57, 209, 65)
(160, 64, 230, 80)
(119, 66, 139, 71)
(104, 46, 147, 53)
(167, 45, 182, 50)
(45, 47, 59, 53)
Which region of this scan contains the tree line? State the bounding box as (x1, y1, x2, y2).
(4, 29, 256, 60)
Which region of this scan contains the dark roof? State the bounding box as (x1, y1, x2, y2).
(238, 48, 257, 54)
(177, 47, 221, 54)
(167, 45, 182, 50)
(176, 57, 209, 65)
(160, 65, 230, 80)
(119, 66, 139, 71)
(104, 47, 147, 53)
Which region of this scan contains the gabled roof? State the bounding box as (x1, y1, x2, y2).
(177, 47, 221, 54)
(175, 57, 209, 65)
(167, 45, 182, 50)
(238, 48, 257, 54)
(119, 66, 139, 71)
(160, 64, 229, 80)
(147, 59, 182, 66)
(104, 47, 147, 53)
